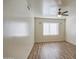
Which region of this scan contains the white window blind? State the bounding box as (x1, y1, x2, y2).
(43, 23, 59, 35)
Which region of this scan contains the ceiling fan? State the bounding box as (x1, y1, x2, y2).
(58, 8, 69, 16)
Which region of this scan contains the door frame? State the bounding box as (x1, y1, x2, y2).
(34, 17, 66, 43)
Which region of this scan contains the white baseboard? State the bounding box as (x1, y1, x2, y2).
(65, 39, 76, 45)
(26, 42, 34, 59)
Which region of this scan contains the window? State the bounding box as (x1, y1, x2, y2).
(43, 23, 59, 35)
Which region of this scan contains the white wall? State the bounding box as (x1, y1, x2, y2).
(62, 0, 76, 45)
(3, 0, 31, 18)
(3, 0, 34, 59)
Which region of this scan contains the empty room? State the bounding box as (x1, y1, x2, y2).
(3, 0, 76, 59)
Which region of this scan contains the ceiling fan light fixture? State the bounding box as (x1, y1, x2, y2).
(58, 14, 62, 17)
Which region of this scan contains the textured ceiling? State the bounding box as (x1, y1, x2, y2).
(61, 0, 73, 6)
(31, 0, 74, 16)
(42, 0, 61, 16)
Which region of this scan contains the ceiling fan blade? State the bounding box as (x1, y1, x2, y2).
(58, 8, 61, 11)
(63, 11, 68, 13)
(63, 14, 69, 16)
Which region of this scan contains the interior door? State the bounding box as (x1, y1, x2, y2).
(35, 18, 65, 42)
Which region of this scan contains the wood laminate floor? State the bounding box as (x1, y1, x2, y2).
(28, 42, 76, 59)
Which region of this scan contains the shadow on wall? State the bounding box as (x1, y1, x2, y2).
(3, 20, 29, 37)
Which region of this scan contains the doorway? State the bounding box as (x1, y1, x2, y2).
(35, 17, 65, 42)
